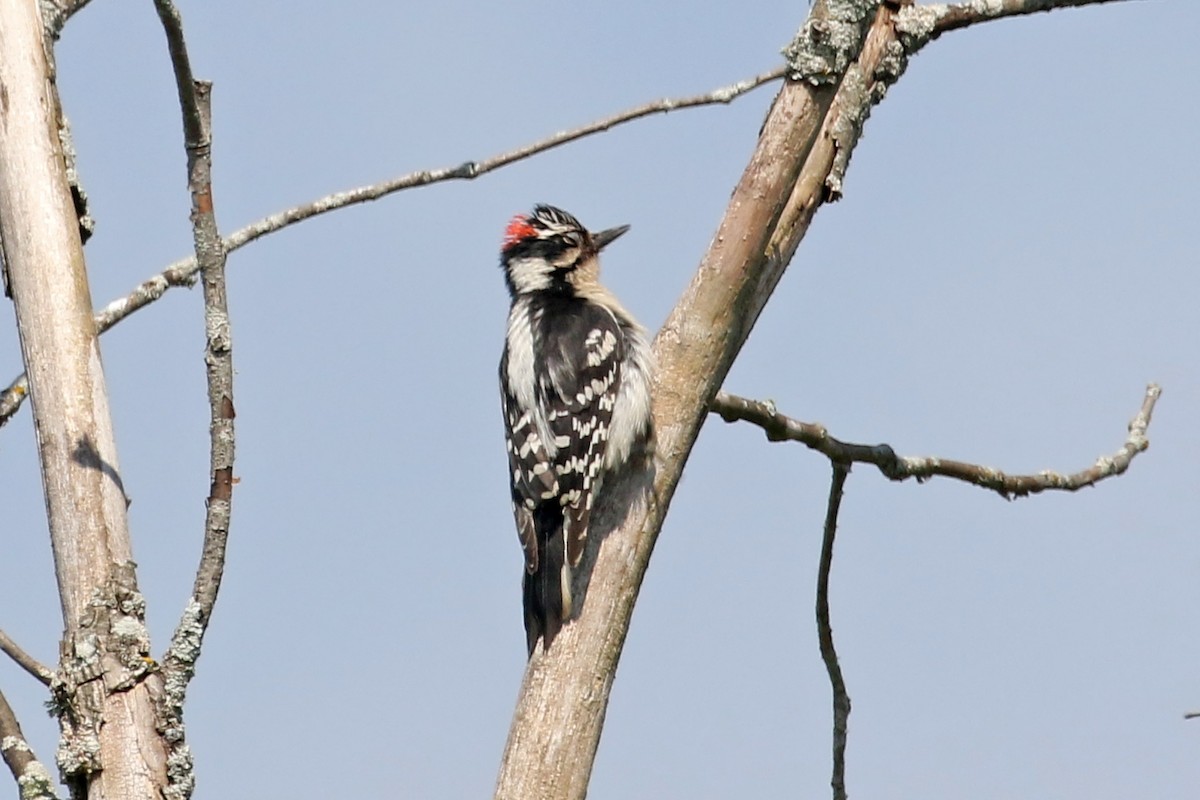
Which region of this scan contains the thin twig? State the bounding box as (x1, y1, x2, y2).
(212, 65, 786, 259)
(154, 0, 234, 665)
(933, 0, 1132, 33)
(152, 3, 233, 797)
(1184, 711, 1199, 721)
(0, 66, 784, 428)
(0, 628, 52, 685)
(0, 686, 58, 799)
(710, 384, 1161, 499)
(154, 2, 202, 146)
(896, 0, 1133, 51)
(817, 463, 851, 800)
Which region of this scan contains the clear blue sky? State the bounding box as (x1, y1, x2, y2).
(1, 1, 1196, 797)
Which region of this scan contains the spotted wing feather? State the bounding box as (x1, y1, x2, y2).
(500, 350, 556, 574)
(536, 302, 624, 566)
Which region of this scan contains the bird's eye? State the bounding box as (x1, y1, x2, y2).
(559, 232, 582, 249)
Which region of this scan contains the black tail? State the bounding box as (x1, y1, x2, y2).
(523, 505, 571, 656)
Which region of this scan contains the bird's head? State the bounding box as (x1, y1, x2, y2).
(499, 204, 629, 297)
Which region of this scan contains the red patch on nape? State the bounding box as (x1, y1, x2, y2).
(502, 215, 537, 251)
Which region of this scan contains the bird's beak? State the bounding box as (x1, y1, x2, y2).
(592, 224, 630, 252)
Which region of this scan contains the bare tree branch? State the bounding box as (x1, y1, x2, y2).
(817, 464, 851, 800)
(896, 0, 1137, 51)
(496, 0, 1146, 793)
(495, 2, 887, 796)
(0, 66, 784, 429)
(40, 0, 94, 40)
(153, 0, 234, 646)
(218, 65, 787, 259)
(711, 384, 1160, 499)
(150, 3, 234, 798)
(0, 629, 52, 686)
(0, 2, 1152, 798)
(0, 687, 58, 800)
(0, 376, 28, 426)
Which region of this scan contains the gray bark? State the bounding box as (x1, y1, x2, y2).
(0, 1, 166, 797)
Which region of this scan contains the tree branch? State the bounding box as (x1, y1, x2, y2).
(0, 4, 1151, 798)
(0, 629, 52, 686)
(40, 0, 94, 40)
(895, 0, 1137, 51)
(496, 0, 1145, 793)
(817, 464, 851, 800)
(151, 3, 234, 798)
(0, 66, 784, 429)
(495, 2, 887, 797)
(153, 0, 234, 648)
(217, 65, 787, 260)
(0, 687, 58, 800)
(710, 384, 1160, 499)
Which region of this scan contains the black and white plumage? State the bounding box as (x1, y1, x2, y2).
(498, 204, 654, 656)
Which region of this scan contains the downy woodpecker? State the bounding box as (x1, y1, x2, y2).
(498, 204, 654, 655)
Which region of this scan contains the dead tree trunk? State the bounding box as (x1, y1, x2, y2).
(0, 1, 167, 797)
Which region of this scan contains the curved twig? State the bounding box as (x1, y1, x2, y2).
(152, 4, 234, 797)
(817, 463, 851, 800)
(710, 384, 1161, 499)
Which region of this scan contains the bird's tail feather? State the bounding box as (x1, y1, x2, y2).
(523, 505, 572, 656)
